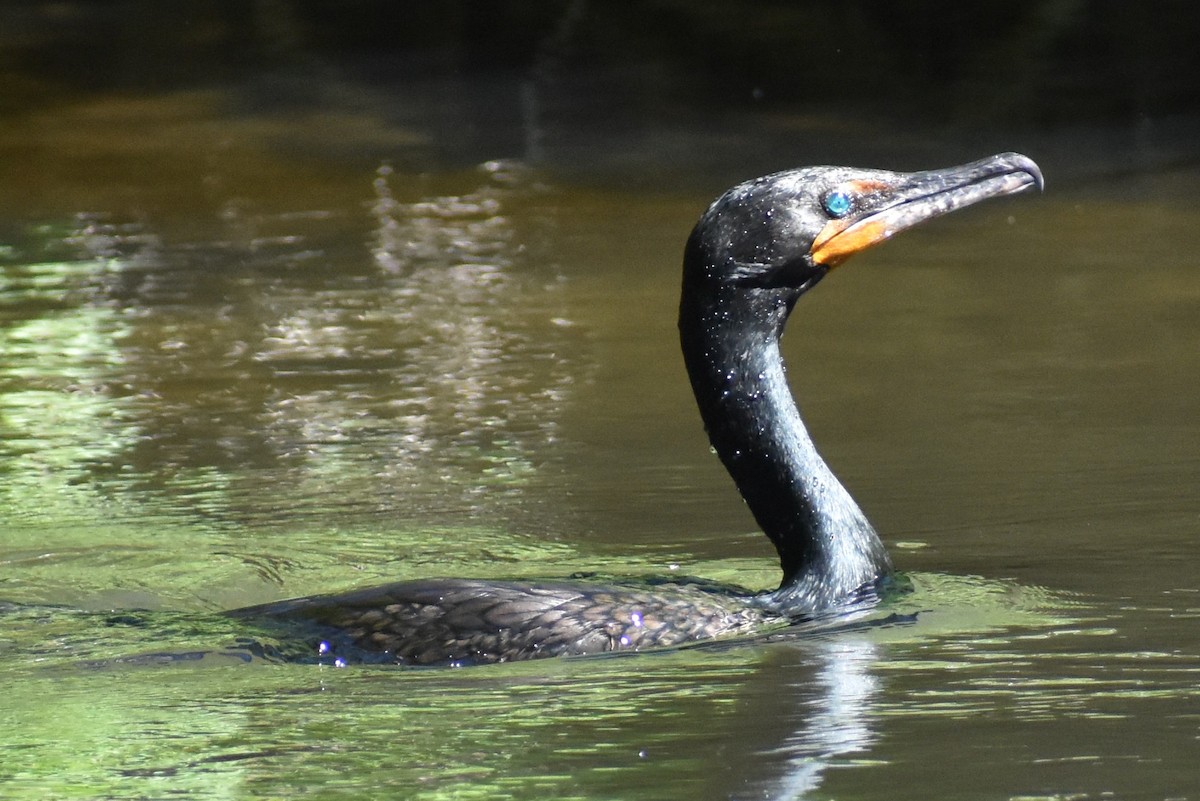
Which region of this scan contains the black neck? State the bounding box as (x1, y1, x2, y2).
(679, 278, 891, 613)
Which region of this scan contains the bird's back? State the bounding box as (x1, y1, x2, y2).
(232, 577, 775, 665)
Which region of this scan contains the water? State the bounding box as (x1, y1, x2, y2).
(3, 39, 1200, 801)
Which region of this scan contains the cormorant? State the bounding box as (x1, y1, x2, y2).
(230, 152, 1043, 666)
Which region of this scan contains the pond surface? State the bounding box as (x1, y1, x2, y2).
(2, 72, 1199, 800)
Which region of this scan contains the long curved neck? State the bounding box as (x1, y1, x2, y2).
(679, 282, 891, 613)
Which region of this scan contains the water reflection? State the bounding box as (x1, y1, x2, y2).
(0, 159, 595, 610)
(245, 159, 577, 527)
(0, 254, 139, 523)
(3, 161, 575, 515)
(742, 640, 882, 801)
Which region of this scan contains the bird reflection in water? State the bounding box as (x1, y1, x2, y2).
(749, 640, 882, 801)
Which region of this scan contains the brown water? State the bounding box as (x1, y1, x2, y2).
(2, 85, 1199, 799)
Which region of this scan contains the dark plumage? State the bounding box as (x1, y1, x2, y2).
(230, 153, 1043, 666)
(234, 578, 773, 665)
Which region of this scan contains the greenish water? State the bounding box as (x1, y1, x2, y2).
(3, 69, 1200, 801)
(2, 574, 1087, 799)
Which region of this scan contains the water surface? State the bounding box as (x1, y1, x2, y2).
(2, 72, 1198, 800)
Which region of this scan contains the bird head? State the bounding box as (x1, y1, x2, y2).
(684, 152, 1043, 297)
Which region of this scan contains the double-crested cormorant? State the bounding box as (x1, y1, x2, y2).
(231, 153, 1043, 666)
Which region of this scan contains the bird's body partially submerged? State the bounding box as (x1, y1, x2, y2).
(231, 153, 1043, 666)
(232, 578, 778, 665)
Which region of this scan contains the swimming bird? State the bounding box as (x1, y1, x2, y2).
(230, 152, 1043, 665)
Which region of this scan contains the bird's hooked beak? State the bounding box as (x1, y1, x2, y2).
(809, 152, 1043, 268)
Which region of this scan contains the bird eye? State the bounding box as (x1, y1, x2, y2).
(822, 190, 853, 218)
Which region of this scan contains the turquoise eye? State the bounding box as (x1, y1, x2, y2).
(822, 190, 853, 218)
